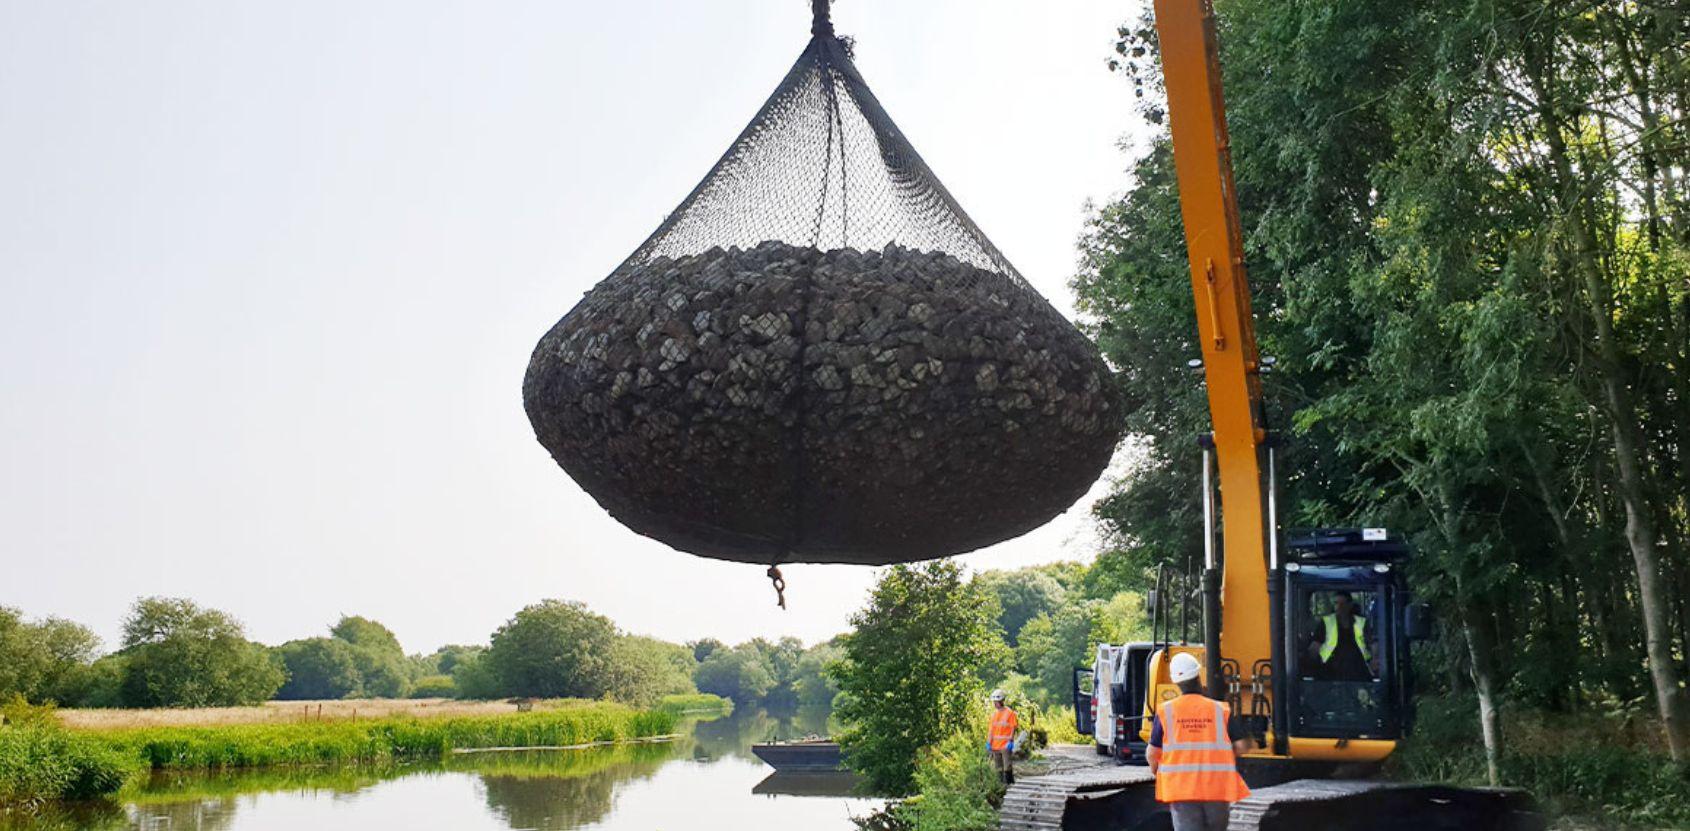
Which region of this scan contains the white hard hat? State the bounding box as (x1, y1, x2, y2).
(990, 689, 1007, 701)
(1170, 652, 1202, 683)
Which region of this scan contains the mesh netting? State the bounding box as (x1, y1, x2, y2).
(624, 1, 1021, 283)
(523, 1, 1123, 568)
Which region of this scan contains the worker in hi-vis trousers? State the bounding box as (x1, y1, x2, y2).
(986, 689, 1019, 785)
(1146, 653, 1253, 831)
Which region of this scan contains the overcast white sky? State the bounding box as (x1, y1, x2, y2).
(0, 0, 1153, 655)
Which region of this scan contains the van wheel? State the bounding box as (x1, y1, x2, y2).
(1095, 742, 1110, 756)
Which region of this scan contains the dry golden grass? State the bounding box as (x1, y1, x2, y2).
(54, 698, 575, 730)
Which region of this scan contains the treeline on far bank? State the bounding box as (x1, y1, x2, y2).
(0, 597, 764, 711)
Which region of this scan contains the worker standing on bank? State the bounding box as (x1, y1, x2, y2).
(1146, 653, 1252, 831)
(987, 689, 1019, 785)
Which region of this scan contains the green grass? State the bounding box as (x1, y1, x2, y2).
(655, 693, 733, 715)
(83, 702, 676, 770)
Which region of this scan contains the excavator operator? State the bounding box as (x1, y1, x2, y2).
(1309, 591, 1375, 682)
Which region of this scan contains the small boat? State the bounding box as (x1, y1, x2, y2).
(750, 738, 843, 772)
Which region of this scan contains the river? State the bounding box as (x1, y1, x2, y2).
(8, 706, 882, 831)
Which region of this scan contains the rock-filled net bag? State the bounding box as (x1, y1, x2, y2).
(524, 0, 1123, 567)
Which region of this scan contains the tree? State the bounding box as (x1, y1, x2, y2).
(75, 654, 128, 708)
(0, 608, 101, 705)
(607, 635, 697, 706)
(330, 616, 403, 655)
(972, 570, 1066, 645)
(408, 675, 457, 698)
(688, 638, 726, 663)
(451, 651, 501, 700)
(1015, 600, 1106, 707)
(427, 644, 483, 676)
(274, 638, 363, 700)
(119, 597, 284, 707)
(330, 615, 412, 698)
(794, 641, 845, 708)
(830, 561, 1009, 795)
(483, 600, 618, 699)
(1084, 0, 1690, 771)
(693, 645, 776, 703)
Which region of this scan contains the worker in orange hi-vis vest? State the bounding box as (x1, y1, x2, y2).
(986, 689, 1020, 785)
(1145, 653, 1253, 831)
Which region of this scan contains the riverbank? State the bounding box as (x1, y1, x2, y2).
(2, 698, 702, 808)
(54, 696, 604, 729)
(3, 706, 868, 831)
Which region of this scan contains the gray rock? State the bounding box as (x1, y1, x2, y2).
(523, 242, 1123, 566)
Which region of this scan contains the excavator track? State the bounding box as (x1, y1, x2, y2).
(1230, 779, 1543, 831)
(997, 765, 1155, 831)
(1000, 749, 1542, 831)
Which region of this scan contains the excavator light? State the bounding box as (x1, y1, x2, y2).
(1285, 562, 1301, 572)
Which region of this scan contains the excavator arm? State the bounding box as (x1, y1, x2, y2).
(1151, 0, 1276, 744)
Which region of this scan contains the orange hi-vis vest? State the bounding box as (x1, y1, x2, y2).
(988, 707, 1019, 751)
(1154, 694, 1250, 803)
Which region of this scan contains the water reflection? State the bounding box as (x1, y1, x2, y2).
(692, 703, 834, 762)
(473, 744, 674, 829)
(3, 708, 875, 831)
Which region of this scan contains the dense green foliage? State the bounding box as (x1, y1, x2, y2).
(831, 562, 1009, 795)
(687, 636, 840, 710)
(1, 594, 714, 713)
(694, 645, 777, 702)
(971, 570, 1067, 646)
(327, 616, 412, 698)
(117, 598, 284, 708)
(607, 636, 698, 706)
(274, 638, 364, 700)
(1077, 0, 1690, 778)
(893, 710, 1003, 831)
(0, 609, 101, 707)
(482, 601, 619, 700)
(406, 675, 457, 698)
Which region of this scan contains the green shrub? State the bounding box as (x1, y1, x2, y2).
(896, 720, 1003, 831)
(1039, 706, 1084, 746)
(0, 724, 141, 806)
(407, 675, 456, 699)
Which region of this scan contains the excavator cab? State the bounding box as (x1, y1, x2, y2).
(1281, 529, 1424, 747)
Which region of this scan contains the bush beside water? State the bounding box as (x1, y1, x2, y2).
(895, 725, 1003, 831)
(0, 726, 141, 808)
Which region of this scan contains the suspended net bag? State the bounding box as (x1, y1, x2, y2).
(524, 1, 1123, 567)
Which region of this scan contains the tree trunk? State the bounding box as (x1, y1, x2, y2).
(1526, 49, 1690, 760)
(1462, 597, 1504, 787)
